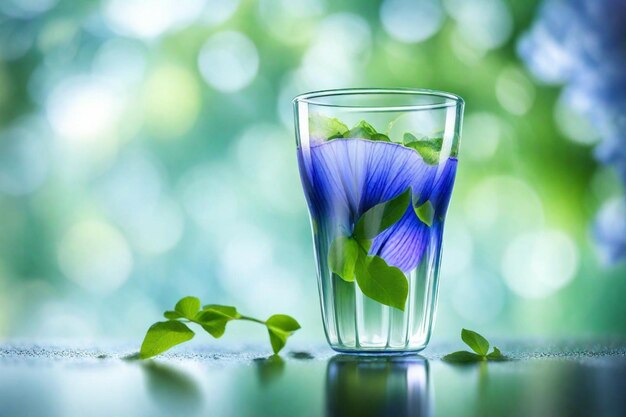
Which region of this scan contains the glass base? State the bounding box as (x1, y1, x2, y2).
(328, 344, 428, 356)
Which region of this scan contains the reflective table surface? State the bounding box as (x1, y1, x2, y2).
(1, 341, 625, 417)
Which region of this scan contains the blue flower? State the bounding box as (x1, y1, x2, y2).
(593, 197, 626, 265)
(298, 138, 457, 272)
(518, 0, 626, 262)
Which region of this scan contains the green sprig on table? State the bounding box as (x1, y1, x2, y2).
(139, 296, 301, 359)
(443, 329, 507, 363)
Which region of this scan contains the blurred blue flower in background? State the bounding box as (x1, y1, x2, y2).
(518, 0, 626, 263)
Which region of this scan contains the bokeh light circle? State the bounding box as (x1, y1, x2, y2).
(502, 230, 579, 299)
(0, 123, 49, 195)
(299, 13, 371, 87)
(58, 220, 133, 293)
(103, 0, 204, 39)
(554, 90, 601, 145)
(93, 38, 147, 89)
(496, 66, 536, 115)
(594, 197, 626, 264)
(46, 76, 123, 143)
(380, 0, 444, 43)
(444, 0, 513, 50)
(198, 31, 259, 93)
(203, 0, 240, 26)
(142, 65, 201, 138)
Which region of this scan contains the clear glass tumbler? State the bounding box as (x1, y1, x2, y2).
(294, 88, 464, 353)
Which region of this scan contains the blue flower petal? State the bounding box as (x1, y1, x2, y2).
(302, 138, 457, 272)
(370, 209, 431, 271)
(371, 157, 458, 271)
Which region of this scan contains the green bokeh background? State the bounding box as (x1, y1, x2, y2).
(0, 0, 624, 343)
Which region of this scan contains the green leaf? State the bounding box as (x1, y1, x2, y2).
(200, 305, 240, 320)
(371, 133, 391, 142)
(266, 314, 301, 332)
(355, 254, 408, 311)
(309, 113, 348, 140)
(345, 120, 378, 140)
(402, 132, 424, 143)
(414, 200, 435, 227)
(195, 305, 240, 338)
(487, 346, 506, 361)
(442, 351, 485, 363)
(174, 296, 201, 320)
(403, 134, 443, 165)
(328, 236, 360, 282)
(139, 321, 195, 359)
(266, 314, 301, 354)
(200, 321, 228, 338)
(354, 188, 411, 240)
(462, 329, 490, 356)
(163, 310, 183, 320)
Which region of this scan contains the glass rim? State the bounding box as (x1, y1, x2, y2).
(293, 88, 464, 111)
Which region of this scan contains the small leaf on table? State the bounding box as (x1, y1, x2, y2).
(462, 328, 490, 356)
(487, 346, 506, 361)
(442, 351, 485, 363)
(266, 314, 301, 354)
(140, 321, 195, 359)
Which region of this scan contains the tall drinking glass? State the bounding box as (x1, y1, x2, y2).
(294, 89, 464, 353)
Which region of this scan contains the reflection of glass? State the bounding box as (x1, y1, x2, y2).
(294, 89, 464, 353)
(325, 355, 432, 417)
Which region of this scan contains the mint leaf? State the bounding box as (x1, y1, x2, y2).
(354, 188, 411, 240)
(164, 310, 183, 320)
(355, 254, 408, 311)
(200, 305, 240, 319)
(140, 321, 195, 359)
(414, 200, 435, 227)
(200, 321, 228, 338)
(329, 236, 359, 282)
(371, 133, 391, 142)
(403, 134, 443, 165)
(195, 305, 240, 338)
(403, 132, 425, 143)
(266, 314, 301, 354)
(442, 351, 484, 363)
(462, 329, 490, 356)
(309, 113, 348, 140)
(487, 346, 505, 361)
(174, 296, 201, 319)
(266, 314, 301, 332)
(444, 329, 507, 364)
(345, 120, 378, 139)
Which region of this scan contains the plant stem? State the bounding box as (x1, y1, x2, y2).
(239, 315, 266, 325)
